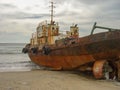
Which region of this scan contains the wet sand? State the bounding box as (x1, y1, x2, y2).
(0, 70, 120, 90)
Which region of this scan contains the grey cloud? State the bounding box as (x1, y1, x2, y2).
(92, 1, 120, 22)
(74, 0, 114, 5)
(34, 4, 40, 7)
(0, 11, 49, 20)
(0, 3, 17, 9)
(0, 3, 49, 20)
(25, 7, 32, 10)
(58, 9, 79, 16)
(62, 0, 120, 35)
(55, 0, 113, 6)
(0, 31, 30, 43)
(0, 0, 120, 43)
(24, 5, 40, 11)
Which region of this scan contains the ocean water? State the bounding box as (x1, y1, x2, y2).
(0, 43, 40, 72)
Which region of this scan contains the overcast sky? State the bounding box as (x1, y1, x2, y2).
(0, 0, 120, 43)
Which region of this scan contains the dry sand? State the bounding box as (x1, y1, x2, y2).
(0, 70, 120, 90)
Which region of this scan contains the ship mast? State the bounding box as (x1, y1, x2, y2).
(50, 1, 54, 24)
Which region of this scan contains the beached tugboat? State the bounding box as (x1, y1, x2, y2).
(23, 1, 120, 81)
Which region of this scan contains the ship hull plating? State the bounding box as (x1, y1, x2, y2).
(28, 31, 120, 72)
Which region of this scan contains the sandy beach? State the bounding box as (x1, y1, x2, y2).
(0, 70, 120, 90)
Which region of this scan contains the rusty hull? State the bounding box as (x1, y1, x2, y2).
(28, 30, 120, 71)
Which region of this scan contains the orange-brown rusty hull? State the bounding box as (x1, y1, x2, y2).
(28, 30, 120, 70)
(28, 54, 95, 70)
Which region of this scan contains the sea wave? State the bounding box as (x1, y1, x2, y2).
(0, 43, 37, 72)
(0, 61, 41, 72)
(0, 52, 23, 54)
(0, 43, 25, 54)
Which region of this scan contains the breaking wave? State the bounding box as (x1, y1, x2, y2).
(0, 43, 42, 72)
(0, 61, 41, 72)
